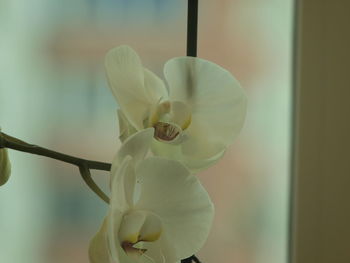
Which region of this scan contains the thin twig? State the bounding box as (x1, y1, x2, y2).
(0, 131, 111, 203)
(79, 164, 109, 204)
(0, 132, 111, 171)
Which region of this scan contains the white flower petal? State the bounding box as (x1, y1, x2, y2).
(143, 68, 168, 105)
(170, 101, 192, 129)
(184, 149, 226, 172)
(108, 210, 155, 263)
(118, 211, 147, 244)
(90, 216, 156, 263)
(89, 218, 111, 263)
(111, 128, 155, 179)
(108, 210, 136, 263)
(139, 212, 162, 242)
(151, 138, 225, 172)
(117, 210, 162, 244)
(150, 140, 182, 163)
(181, 130, 225, 159)
(117, 109, 138, 143)
(111, 155, 143, 211)
(105, 45, 149, 130)
(134, 157, 214, 261)
(143, 238, 176, 263)
(0, 148, 11, 186)
(164, 57, 247, 159)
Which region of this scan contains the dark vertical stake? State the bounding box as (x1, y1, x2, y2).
(182, 3, 200, 262)
(187, 0, 198, 57)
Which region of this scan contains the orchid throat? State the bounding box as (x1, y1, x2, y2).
(148, 100, 192, 143)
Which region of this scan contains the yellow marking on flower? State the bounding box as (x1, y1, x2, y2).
(123, 233, 139, 244)
(120, 230, 161, 256)
(181, 115, 192, 130)
(140, 230, 162, 242)
(148, 101, 171, 127)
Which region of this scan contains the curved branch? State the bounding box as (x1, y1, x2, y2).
(0, 131, 111, 203)
(79, 164, 110, 204)
(0, 132, 111, 171)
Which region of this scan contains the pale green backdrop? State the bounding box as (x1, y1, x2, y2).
(0, 1, 293, 262)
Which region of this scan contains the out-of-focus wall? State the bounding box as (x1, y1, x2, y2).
(0, 1, 293, 263)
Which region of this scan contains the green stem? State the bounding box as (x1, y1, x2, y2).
(79, 165, 110, 204)
(0, 132, 111, 171)
(0, 131, 111, 203)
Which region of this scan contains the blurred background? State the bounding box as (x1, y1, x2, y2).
(0, 0, 293, 263)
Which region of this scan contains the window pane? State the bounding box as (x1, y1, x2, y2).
(0, 1, 294, 263)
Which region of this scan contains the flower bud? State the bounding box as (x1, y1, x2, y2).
(0, 147, 11, 186)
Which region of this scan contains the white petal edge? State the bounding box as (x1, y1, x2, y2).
(117, 109, 138, 143)
(164, 57, 247, 159)
(89, 218, 111, 263)
(151, 138, 225, 173)
(105, 45, 149, 130)
(111, 156, 135, 211)
(143, 68, 169, 105)
(111, 128, 155, 181)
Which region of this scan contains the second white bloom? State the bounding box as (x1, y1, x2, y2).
(89, 129, 214, 263)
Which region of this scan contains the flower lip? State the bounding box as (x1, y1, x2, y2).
(121, 241, 147, 256)
(148, 100, 192, 136)
(118, 209, 163, 258)
(153, 122, 181, 142)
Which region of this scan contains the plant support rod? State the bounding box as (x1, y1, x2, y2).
(187, 0, 198, 57)
(182, 2, 201, 262)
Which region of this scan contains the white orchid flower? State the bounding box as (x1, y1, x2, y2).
(89, 129, 214, 263)
(105, 45, 247, 171)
